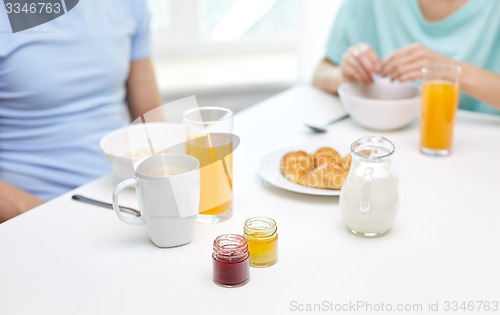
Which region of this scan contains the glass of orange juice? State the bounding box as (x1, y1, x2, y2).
(183, 107, 234, 224)
(420, 64, 461, 156)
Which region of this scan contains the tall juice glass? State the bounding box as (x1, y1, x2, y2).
(420, 64, 461, 156)
(183, 107, 233, 224)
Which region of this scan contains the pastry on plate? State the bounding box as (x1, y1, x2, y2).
(280, 147, 351, 190)
(280, 150, 312, 184)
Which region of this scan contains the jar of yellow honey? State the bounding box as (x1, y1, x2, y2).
(243, 216, 278, 267)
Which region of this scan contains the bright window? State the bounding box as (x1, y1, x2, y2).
(148, 0, 341, 96)
(148, 0, 300, 58)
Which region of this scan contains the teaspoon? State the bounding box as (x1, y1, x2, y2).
(72, 194, 140, 217)
(305, 113, 349, 133)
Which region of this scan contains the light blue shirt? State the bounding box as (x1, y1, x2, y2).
(0, 0, 151, 200)
(326, 0, 500, 116)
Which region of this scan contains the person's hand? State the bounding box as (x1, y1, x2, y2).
(340, 42, 381, 84)
(380, 43, 451, 82)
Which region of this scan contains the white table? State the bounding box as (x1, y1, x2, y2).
(1, 85, 499, 315)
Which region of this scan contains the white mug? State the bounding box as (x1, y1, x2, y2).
(112, 153, 200, 247)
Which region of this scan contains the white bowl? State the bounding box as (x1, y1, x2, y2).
(99, 122, 186, 179)
(338, 80, 420, 130)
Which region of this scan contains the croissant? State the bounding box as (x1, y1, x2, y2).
(280, 147, 351, 190)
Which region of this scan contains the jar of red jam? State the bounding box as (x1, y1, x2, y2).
(212, 234, 250, 287)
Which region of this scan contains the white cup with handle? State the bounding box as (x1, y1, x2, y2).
(112, 153, 200, 248)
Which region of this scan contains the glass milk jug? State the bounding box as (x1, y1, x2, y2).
(340, 136, 399, 237)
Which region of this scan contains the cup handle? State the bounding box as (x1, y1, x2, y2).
(112, 178, 145, 225)
(360, 167, 373, 215)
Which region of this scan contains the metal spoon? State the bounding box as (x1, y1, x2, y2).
(305, 113, 349, 133)
(72, 194, 141, 217)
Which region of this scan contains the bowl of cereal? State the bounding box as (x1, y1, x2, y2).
(99, 122, 186, 179)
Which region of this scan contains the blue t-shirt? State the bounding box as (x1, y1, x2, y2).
(326, 0, 500, 116)
(0, 0, 151, 200)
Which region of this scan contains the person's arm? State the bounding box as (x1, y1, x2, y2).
(381, 43, 500, 110)
(452, 61, 500, 110)
(125, 58, 162, 121)
(313, 43, 381, 95)
(0, 180, 44, 223)
(312, 58, 343, 95)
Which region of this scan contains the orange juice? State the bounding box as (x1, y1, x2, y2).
(185, 133, 233, 216)
(420, 80, 459, 150)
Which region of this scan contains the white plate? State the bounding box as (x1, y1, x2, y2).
(258, 146, 349, 196)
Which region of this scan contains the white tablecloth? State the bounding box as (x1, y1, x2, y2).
(1, 85, 499, 315)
